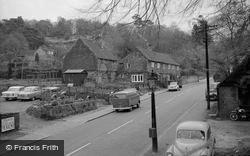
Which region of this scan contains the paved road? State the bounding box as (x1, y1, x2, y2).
(46, 83, 207, 156)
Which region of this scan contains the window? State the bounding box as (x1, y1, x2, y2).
(168, 64, 171, 69)
(126, 63, 130, 69)
(172, 65, 175, 70)
(177, 66, 179, 71)
(131, 74, 144, 82)
(157, 63, 160, 68)
(163, 64, 165, 69)
(151, 62, 155, 68)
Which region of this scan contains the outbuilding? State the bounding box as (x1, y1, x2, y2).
(63, 69, 87, 86)
(217, 55, 250, 118)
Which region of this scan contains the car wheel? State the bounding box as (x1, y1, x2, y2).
(128, 107, 133, 111)
(5, 98, 9, 101)
(230, 112, 239, 121)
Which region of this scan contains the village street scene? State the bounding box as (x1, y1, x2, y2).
(0, 0, 250, 156)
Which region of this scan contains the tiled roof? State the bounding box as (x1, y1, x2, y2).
(137, 47, 179, 65)
(79, 37, 118, 61)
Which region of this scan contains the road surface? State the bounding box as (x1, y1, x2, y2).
(46, 82, 207, 156)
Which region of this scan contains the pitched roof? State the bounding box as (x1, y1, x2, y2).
(79, 37, 118, 61)
(136, 47, 179, 65)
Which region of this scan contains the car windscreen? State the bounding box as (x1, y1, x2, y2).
(170, 82, 177, 86)
(177, 130, 205, 140)
(8, 87, 22, 91)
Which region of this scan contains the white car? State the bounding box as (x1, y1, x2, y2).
(17, 86, 42, 101)
(1, 86, 25, 101)
(168, 82, 180, 91)
(166, 121, 215, 156)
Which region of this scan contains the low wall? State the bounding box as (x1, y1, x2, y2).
(26, 99, 107, 120)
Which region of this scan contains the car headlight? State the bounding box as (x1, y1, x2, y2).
(166, 152, 173, 156)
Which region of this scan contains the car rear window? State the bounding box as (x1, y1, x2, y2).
(177, 130, 205, 140)
(170, 82, 177, 85)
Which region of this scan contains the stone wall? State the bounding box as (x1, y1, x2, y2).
(218, 86, 239, 118)
(26, 99, 107, 120)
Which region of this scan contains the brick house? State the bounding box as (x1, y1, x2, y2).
(119, 46, 180, 87)
(217, 54, 250, 118)
(63, 37, 118, 85)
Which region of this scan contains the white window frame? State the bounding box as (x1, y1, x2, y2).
(151, 62, 155, 68)
(157, 63, 160, 68)
(131, 74, 144, 82)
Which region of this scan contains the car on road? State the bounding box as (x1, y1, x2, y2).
(1, 86, 25, 101)
(168, 82, 180, 91)
(205, 82, 219, 101)
(17, 86, 42, 101)
(110, 88, 140, 112)
(165, 121, 215, 156)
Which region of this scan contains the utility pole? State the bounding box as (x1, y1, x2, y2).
(204, 20, 210, 110)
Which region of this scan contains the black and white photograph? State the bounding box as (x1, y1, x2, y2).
(0, 0, 250, 155)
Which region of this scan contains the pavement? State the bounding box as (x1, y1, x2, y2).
(15, 88, 168, 140)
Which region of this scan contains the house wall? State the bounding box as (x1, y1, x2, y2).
(63, 39, 98, 71)
(120, 50, 180, 86)
(218, 86, 239, 118)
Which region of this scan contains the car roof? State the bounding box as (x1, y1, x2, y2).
(9, 86, 24, 88)
(25, 86, 40, 88)
(177, 121, 209, 131)
(114, 88, 137, 94)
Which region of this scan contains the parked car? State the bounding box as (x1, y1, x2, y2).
(1, 86, 25, 101)
(17, 86, 42, 101)
(165, 121, 215, 156)
(168, 82, 180, 91)
(110, 88, 140, 112)
(205, 82, 219, 101)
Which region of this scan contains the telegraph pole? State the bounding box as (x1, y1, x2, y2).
(204, 21, 210, 110)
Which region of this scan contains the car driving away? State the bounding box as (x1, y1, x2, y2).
(165, 121, 215, 156)
(17, 86, 42, 101)
(1, 86, 25, 101)
(168, 81, 180, 91)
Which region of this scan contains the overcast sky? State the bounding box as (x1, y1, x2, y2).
(0, 0, 216, 32)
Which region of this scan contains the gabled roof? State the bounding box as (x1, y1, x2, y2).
(79, 37, 118, 61)
(136, 47, 179, 65)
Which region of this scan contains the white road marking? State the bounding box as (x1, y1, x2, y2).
(66, 142, 91, 156)
(145, 92, 184, 115)
(107, 119, 134, 134)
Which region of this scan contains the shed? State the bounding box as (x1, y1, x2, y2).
(63, 69, 87, 86)
(217, 55, 250, 118)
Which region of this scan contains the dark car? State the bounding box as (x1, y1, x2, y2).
(205, 82, 219, 101)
